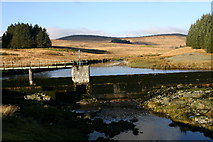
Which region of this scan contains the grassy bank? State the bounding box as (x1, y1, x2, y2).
(126, 55, 212, 70)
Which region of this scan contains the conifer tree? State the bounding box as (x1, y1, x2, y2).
(2, 23, 51, 49)
(186, 14, 212, 53)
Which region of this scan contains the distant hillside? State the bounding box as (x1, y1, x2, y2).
(57, 33, 186, 42)
(141, 33, 187, 38)
(57, 35, 115, 41)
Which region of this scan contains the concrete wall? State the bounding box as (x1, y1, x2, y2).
(72, 65, 90, 84)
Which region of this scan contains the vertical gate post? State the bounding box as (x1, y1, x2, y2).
(29, 69, 34, 86)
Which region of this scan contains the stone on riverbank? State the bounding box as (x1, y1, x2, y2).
(24, 93, 51, 101)
(143, 85, 213, 131)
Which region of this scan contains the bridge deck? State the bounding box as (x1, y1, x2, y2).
(0, 60, 89, 70)
(0, 65, 73, 70)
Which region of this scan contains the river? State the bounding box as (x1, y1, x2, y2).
(2, 65, 212, 140)
(88, 102, 211, 140)
(2, 65, 199, 80)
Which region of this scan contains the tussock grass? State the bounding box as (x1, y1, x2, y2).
(0, 105, 20, 117)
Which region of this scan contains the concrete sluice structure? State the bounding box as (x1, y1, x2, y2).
(72, 65, 91, 95)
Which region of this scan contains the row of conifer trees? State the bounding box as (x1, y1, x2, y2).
(2, 23, 51, 49)
(186, 14, 212, 53)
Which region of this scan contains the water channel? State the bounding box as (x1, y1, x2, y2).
(2, 64, 212, 140)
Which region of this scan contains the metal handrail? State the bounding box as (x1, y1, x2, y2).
(0, 60, 89, 70)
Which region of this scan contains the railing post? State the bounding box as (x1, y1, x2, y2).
(12, 61, 14, 69)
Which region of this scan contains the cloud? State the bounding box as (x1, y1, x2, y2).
(0, 31, 4, 36)
(46, 27, 108, 39)
(46, 26, 188, 39)
(122, 26, 188, 37)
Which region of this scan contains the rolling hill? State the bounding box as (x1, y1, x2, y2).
(57, 35, 115, 41)
(57, 33, 186, 42)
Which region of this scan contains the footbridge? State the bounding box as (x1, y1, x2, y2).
(1, 60, 92, 86)
(0, 60, 89, 70)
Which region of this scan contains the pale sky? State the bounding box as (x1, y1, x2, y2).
(1, 1, 212, 39)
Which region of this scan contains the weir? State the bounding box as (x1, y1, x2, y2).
(72, 65, 91, 95)
(72, 65, 90, 85)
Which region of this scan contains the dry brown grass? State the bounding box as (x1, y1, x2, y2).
(124, 35, 186, 48)
(0, 105, 20, 117)
(1, 35, 212, 69)
(160, 47, 207, 57)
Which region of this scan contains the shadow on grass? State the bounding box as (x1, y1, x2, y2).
(51, 46, 110, 54)
(132, 41, 159, 46)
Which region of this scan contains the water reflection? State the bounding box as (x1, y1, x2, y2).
(89, 102, 212, 141)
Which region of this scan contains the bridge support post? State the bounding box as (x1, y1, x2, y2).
(29, 69, 34, 86)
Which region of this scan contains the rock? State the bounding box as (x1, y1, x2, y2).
(194, 116, 211, 124)
(84, 114, 91, 119)
(205, 90, 211, 94)
(177, 84, 184, 89)
(161, 85, 166, 89)
(24, 93, 51, 101)
(143, 86, 213, 131)
(161, 97, 170, 105)
(168, 122, 176, 127)
(132, 128, 139, 135)
(78, 98, 98, 105)
(191, 100, 206, 110)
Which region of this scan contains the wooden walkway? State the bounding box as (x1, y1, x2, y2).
(0, 60, 89, 70)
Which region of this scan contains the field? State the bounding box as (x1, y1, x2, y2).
(1, 34, 212, 70)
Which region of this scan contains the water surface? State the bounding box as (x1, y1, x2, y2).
(86, 102, 212, 141)
(2, 65, 199, 80)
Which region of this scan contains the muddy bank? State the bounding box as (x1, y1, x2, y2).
(140, 84, 213, 131)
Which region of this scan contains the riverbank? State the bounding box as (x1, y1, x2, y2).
(126, 51, 212, 70)
(139, 84, 213, 132)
